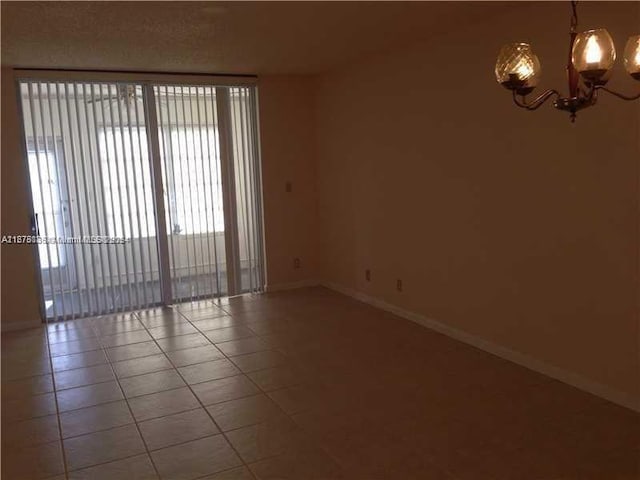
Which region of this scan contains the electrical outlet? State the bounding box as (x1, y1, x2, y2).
(365, 269, 371, 281)
(293, 258, 301, 269)
(285, 181, 293, 193)
(396, 279, 403, 292)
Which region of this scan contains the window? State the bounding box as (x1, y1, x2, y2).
(27, 141, 63, 269)
(99, 127, 225, 238)
(99, 129, 156, 238)
(163, 127, 225, 235)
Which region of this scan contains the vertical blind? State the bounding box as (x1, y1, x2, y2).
(154, 85, 227, 300)
(228, 87, 264, 294)
(19, 79, 264, 321)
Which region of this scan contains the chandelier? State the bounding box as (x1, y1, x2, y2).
(495, 1, 640, 122)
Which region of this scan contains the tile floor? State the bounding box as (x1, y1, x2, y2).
(2, 287, 639, 479)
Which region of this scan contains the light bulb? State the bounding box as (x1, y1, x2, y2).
(515, 60, 533, 79)
(585, 36, 603, 64)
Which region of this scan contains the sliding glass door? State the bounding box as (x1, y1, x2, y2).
(18, 78, 264, 321)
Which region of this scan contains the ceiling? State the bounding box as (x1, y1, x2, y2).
(1, 1, 517, 75)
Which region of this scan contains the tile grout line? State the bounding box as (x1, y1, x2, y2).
(11, 307, 328, 420)
(177, 303, 322, 477)
(46, 393, 311, 450)
(136, 301, 300, 473)
(212, 303, 360, 475)
(61, 312, 165, 479)
(11, 313, 256, 384)
(50, 400, 297, 472)
(134, 305, 260, 479)
(48, 334, 291, 419)
(25, 299, 310, 476)
(52, 322, 377, 474)
(41, 322, 71, 480)
(209, 302, 356, 475)
(7, 295, 329, 477)
(13, 290, 625, 479)
(44, 303, 281, 353)
(64, 452, 156, 477)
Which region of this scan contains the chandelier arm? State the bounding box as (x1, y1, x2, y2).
(582, 82, 597, 103)
(512, 89, 561, 110)
(594, 86, 640, 101)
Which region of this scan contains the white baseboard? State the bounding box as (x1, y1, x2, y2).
(322, 281, 640, 413)
(264, 279, 319, 293)
(1, 319, 43, 332)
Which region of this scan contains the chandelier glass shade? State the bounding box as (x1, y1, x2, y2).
(495, 43, 541, 95)
(624, 35, 640, 79)
(571, 29, 616, 85)
(495, 1, 639, 121)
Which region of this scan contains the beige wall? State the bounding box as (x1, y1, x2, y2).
(1, 67, 43, 328)
(314, 2, 640, 403)
(257, 76, 319, 288)
(0, 71, 319, 328)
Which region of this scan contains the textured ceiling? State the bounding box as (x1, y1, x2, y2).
(1, 1, 516, 75)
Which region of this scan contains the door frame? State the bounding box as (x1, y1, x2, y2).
(142, 83, 173, 304)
